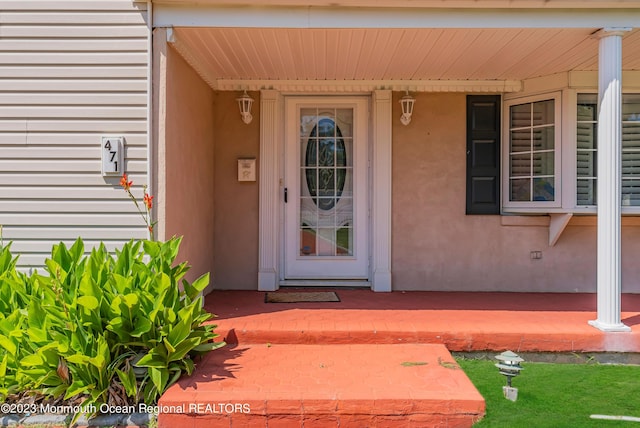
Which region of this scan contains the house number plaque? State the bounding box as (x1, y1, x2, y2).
(101, 136, 123, 176)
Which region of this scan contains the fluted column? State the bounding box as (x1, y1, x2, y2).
(258, 90, 282, 291)
(589, 28, 631, 332)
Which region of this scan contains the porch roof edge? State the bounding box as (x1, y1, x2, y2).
(150, 0, 640, 9)
(211, 79, 523, 93)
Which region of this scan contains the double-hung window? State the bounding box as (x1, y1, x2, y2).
(576, 93, 640, 208)
(504, 92, 562, 211)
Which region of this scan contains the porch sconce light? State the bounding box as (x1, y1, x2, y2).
(236, 90, 254, 125)
(399, 91, 415, 126)
(495, 350, 524, 401)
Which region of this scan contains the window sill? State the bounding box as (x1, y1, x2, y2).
(501, 213, 640, 247)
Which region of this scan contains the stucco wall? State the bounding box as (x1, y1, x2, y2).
(392, 92, 640, 293)
(212, 92, 260, 289)
(163, 45, 216, 284)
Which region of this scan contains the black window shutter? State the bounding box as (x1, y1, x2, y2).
(466, 95, 501, 215)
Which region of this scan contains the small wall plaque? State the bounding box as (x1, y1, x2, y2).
(238, 158, 256, 182)
(101, 136, 123, 176)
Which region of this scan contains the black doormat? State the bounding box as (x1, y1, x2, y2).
(265, 291, 340, 303)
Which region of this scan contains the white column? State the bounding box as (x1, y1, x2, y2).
(589, 28, 631, 332)
(258, 90, 282, 291)
(371, 90, 393, 292)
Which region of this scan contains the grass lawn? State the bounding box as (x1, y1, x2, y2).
(457, 358, 640, 427)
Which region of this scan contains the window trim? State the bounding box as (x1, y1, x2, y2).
(502, 91, 563, 212)
(571, 90, 640, 215)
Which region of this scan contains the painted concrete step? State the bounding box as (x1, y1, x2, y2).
(207, 290, 640, 353)
(158, 343, 485, 427)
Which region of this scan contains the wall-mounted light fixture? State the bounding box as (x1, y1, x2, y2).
(399, 91, 416, 126)
(236, 90, 254, 124)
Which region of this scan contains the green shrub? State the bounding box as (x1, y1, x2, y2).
(0, 237, 224, 417)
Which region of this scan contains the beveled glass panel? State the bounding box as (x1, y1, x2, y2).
(300, 197, 317, 227)
(300, 228, 317, 256)
(317, 200, 336, 225)
(317, 228, 336, 256)
(533, 100, 554, 126)
(318, 138, 335, 166)
(300, 108, 317, 137)
(336, 109, 353, 138)
(533, 178, 555, 201)
(335, 197, 353, 229)
(303, 138, 317, 166)
(510, 154, 531, 177)
(532, 126, 554, 151)
(510, 129, 531, 153)
(336, 226, 353, 256)
(336, 168, 350, 197)
(532, 152, 554, 176)
(510, 178, 531, 201)
(317, 168, 336, 198)
(339, 139, 353, 167)
(317, 115, 336, 137)
(303, 168, 317, 198)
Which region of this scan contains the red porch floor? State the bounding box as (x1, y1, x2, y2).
(158, 291, 640, 427)
(204, 290, 640, 353)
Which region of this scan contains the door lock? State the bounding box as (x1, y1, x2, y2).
(284, 187, 288, 203)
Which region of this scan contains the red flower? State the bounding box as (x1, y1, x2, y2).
(120, 174, 132, 191)
(143, 193, 154, 210)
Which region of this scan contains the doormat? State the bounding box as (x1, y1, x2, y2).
(265, 291, 340, 303)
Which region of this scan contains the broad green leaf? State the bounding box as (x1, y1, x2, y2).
(167, 338, 200, 362)
(0, 354, 7, 378)
(190, 273, 210, 293)
(135, 347, 167, 368)
(77, 295, 99, 311)
(66, 354, 91, 366)
(123, 293, 139, 309)
(166, 315, 191, 349)
(68, 238, 85, 264)
(163, 338, 176, 354)
(116, 368, 137, 398)
(0, 335, 16, 356)
(64, 380, 93, 400)
(192, 341, 226, 353)
(130, 317, 152, 337)
(20, 354, 44, 367)
(150, 367, 169, 394)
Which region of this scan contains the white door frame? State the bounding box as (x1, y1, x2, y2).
(258, 89, 392, 292)
(283, 96, 369, 279)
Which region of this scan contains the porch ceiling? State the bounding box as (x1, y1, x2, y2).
(169, 27, 640, 89)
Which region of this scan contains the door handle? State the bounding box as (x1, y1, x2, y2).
(284, 187, 288, 203)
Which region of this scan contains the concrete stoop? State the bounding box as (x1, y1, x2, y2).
(157, 344, 485, 427)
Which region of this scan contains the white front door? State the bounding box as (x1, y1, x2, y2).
(284, 97, 369, 279)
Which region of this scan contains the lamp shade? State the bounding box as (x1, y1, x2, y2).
(236, 91, 254, 124)
(400, 92, 415, 125)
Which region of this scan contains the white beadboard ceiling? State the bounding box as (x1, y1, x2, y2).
(170, 27, 640, 88)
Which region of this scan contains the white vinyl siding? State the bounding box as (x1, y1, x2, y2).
(0, 1, 150, 268)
